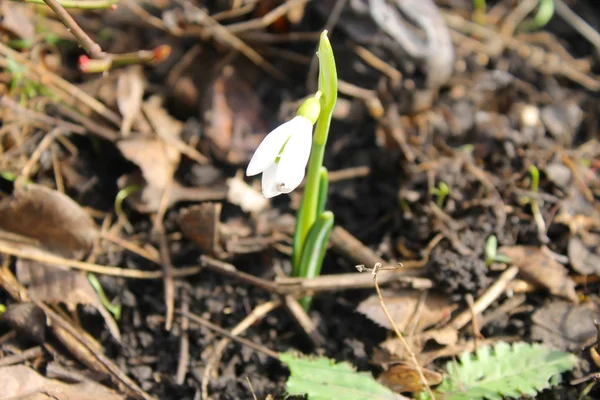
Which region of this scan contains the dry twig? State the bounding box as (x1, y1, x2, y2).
(358, 263, 435, 399)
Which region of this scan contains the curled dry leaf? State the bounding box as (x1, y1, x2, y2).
(117, 66, 145, 137)
(531, 300, 600, 352)
(498, 246, 578, 303)
(0, 181, 98, 258)
(118, 138, 180, 190)
(117, 138, 180, 213)
(0, 365, 124, 400)
(117, 118, 226, 213)
(357, 290, 456, 333)
(0, 181, 119, 342)
(203, 66, 266, 165)
(378, 364, 443, 393)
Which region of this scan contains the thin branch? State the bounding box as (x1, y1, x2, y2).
(15, 0, 118, 9)
(177, 309, 279, 360)
(43, 0, 105, 58)
(0, 239, 202, 279)
(34, 0, 171, 72)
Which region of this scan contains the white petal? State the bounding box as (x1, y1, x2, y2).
(261, 163, 281, 198)
(246, 119, 295, 176)
(276, 163, 306, 194)
(274, 117, 312, 193)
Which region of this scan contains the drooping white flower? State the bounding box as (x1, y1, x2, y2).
(246, 115, 313, 198)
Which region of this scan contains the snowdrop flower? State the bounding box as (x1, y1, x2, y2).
(246, 96, 321, 198)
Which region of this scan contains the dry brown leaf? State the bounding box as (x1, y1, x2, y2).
(2, 302, 46, 343)
(116, 137, 180, 213)
(117, 138, 180, 190)
(531, 300, 599, 351)
(0, 181, 118, 342)
(1, 2, 36, 41)
(498, 245, 578, 303)
(142, 95, 208, 165)
(143, 95, 183, 138)
(420, 326, 459, 346)
(378, 364, 443, 393)
(357, 290, 456, 332)
(16, 257, 121, 343)
(0, 365, 124, 400)
(203, 66, 266, 165)
(0, 181, 98, 258)
(179, 203, 223, 256)
(378, 335, 426, 364)
(117, 66, 145, 136)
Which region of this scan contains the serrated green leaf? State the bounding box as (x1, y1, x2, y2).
(280, 352, 403, 400)
(433, 341, 578, 400)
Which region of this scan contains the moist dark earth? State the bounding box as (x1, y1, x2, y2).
(0, 1, 600, 399)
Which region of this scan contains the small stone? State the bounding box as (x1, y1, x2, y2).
(131, 365, 153, 382)
(541, 101, 583, 143)
(520, 105, 540, 127)
(545, 163, 572, 188)
(137, 331, 153, 348)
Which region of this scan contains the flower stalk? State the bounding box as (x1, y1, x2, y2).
(246, 30, 338, 310)
(294, 33, 338, 267)
(292, 31, 338, 308)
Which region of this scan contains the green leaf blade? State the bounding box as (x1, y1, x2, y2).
(280, 352, 402, 400)
(435, 342, 578, 400)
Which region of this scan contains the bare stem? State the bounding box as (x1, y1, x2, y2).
(43, 0, 105, 58)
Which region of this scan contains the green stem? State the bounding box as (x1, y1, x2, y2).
(292, 31, 337, 273)
(316, 167, 329, 217)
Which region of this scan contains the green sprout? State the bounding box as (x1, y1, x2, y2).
(0, 171, 18, 181)
(472, 0, 487, 24)
(432, 181, 450, 208)
(87, 273, 122, 320)
(529, 164, 540, 192)
(114, 185, 140, 233)
(518, 0, 555, 32)
(518, 164, 549, 243)
(485, 235, 511, 266)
